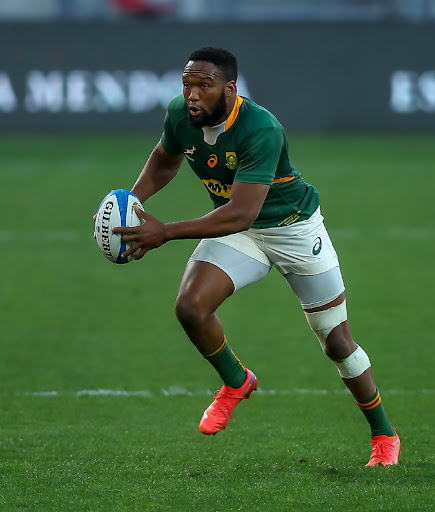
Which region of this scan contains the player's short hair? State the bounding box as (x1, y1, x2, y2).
(187, 47, 238, 83)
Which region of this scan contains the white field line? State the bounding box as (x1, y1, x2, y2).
(19, 387, 435, 398)
(0, 227, 435, 243)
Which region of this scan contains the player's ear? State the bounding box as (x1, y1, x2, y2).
(226, 80, 236, 96)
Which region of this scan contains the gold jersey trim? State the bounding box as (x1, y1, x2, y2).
(225, 95, 244, 131)
(273, 176, 295, 184)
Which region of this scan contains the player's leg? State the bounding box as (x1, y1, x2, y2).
(175, 238, 271, 434)
(176, 238, 271, 364)
(176, 258, 250, 389)
(299, 287, 400, 466)
(258, 208, 400, 465)
(176, 258, 234, 355)
(299, 286, 387, 422)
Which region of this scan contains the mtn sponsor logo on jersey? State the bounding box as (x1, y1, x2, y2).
(184, 146, 196, 161)
(225, 152, 238, 171)
(207, 154, 218, 168)
(202, 179, 231, 198)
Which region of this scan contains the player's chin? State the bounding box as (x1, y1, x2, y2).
(189, 113, 205, 128)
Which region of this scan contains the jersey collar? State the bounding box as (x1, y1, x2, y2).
(225, 95, 244, 131)
(202, 96, 244, 145)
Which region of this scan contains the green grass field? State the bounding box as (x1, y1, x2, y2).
(0, 134, 434, 511)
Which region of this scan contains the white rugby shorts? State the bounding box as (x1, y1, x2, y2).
(188, 207, 345, 308)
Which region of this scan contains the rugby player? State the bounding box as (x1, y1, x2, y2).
(113, 47, 400, 466)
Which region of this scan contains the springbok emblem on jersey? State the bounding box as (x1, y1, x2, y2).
(184, 146, 196, 161)
(225, 152, 238, 170)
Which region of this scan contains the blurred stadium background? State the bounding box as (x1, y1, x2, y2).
(1, 2, 434, 510)
(0, 0, 435, 133)
(0, 0, 434, 21)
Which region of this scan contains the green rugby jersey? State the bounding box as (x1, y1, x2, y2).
(161, 94, 319, 228)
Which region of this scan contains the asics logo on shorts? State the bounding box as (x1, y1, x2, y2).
(312, 237, 322, 255)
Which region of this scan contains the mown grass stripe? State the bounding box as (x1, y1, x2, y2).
(18, 387, 435, 398)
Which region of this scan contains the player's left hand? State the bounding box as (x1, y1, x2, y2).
(112, 207, 167, 260)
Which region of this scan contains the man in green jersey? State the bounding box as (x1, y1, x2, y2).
(113, 47, 400, 467)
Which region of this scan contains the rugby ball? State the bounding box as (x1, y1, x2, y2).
(94, 189, 144, 264)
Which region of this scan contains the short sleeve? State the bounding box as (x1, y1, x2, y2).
(233, 126, 283, 185)
(161, 111, 183, 155)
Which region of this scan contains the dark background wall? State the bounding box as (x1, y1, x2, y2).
(1, 21, 434, 133)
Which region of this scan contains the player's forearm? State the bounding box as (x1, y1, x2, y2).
(163, 203, 254, 241)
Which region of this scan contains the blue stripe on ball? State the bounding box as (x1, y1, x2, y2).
(114, 189, 134, 265)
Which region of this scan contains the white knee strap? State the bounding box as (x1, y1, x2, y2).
(335, 345, 371, 379)
(304, 301, 371, 379)
(304, 300, 348, 351)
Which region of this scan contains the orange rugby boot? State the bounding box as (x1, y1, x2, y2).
(199, 369, 258, 435)
(366, 429, 401, 466)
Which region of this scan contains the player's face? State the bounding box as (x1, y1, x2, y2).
(182, 61, 232, 128)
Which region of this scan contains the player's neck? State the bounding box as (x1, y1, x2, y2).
(208, 94, 237, 128)
(203, 95, 242, 145)
(202, 120, 226, 145)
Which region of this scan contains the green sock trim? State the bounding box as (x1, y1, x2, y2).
(203, 339, 247, 388)
(356, 388, 395, 437)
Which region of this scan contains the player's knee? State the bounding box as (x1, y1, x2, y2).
(175, 291, 207, 328)
(335, 345, 371, 379)
(304, 300, 354, 360)
(304, 300, 348, 353)
(304, 301, 371, 378)
(324, 326, 354, 361)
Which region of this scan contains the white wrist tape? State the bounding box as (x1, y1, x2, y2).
(335, 345, 371, 379)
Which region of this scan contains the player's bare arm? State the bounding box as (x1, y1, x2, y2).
(131, 141, 184, 203)
(114, 181, 270, 259)
(92, 141, 181, 226)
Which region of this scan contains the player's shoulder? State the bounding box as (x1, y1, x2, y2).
(166, 95, 188, 123)
(240, 97, 284, 132)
